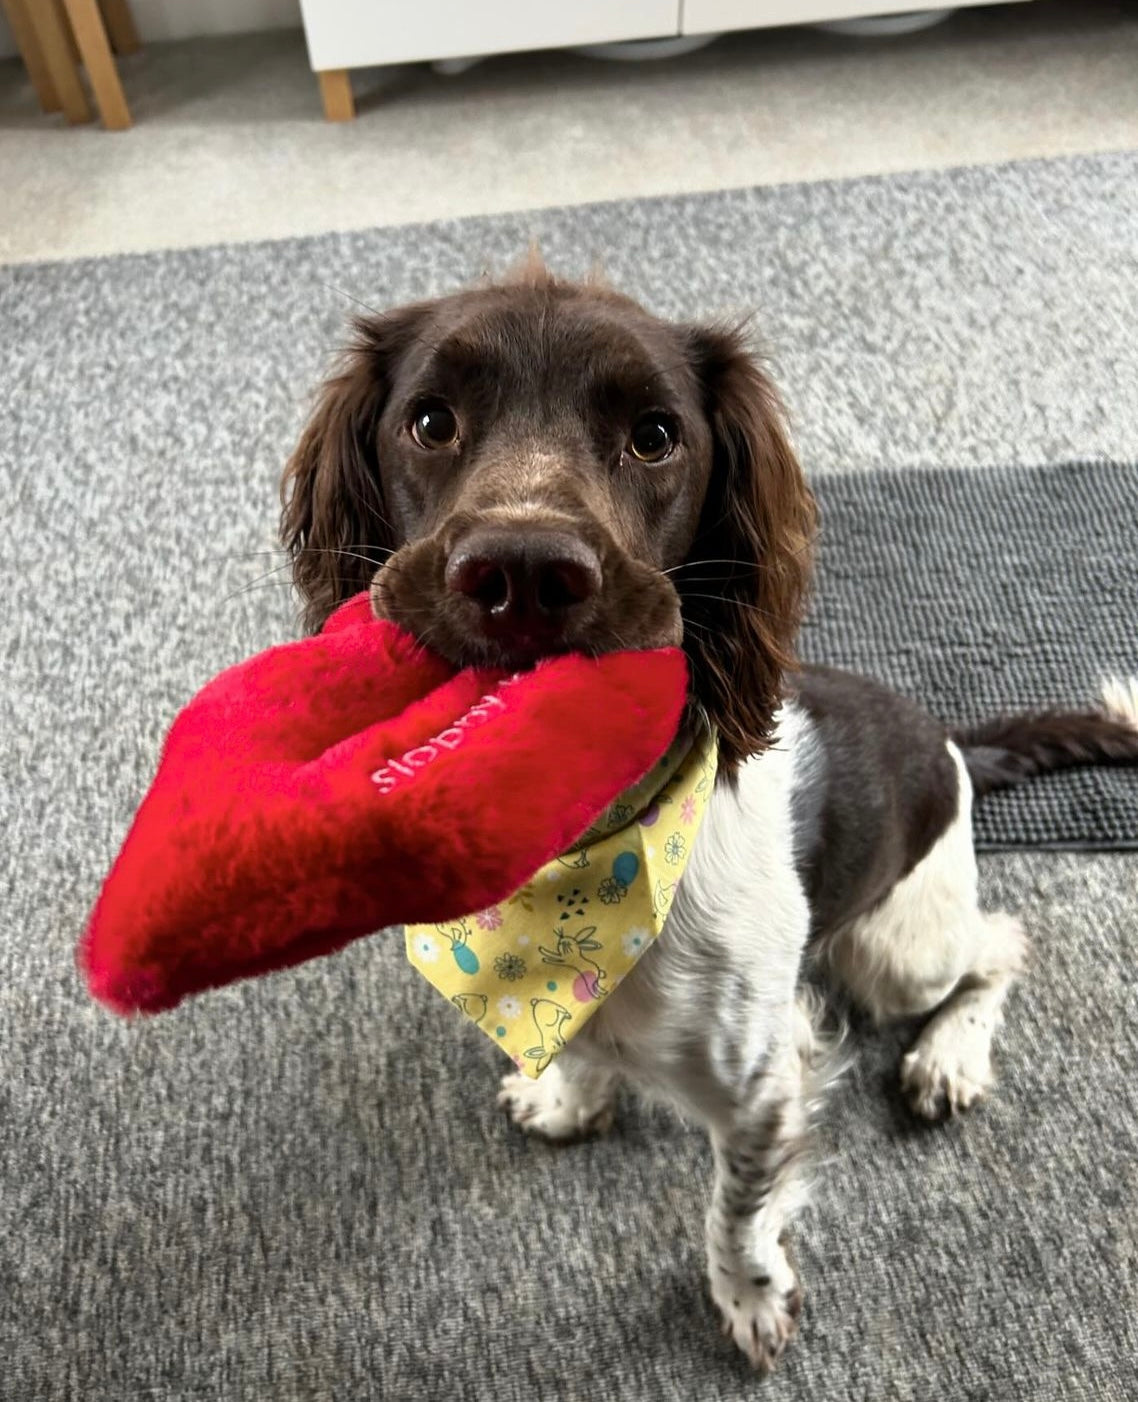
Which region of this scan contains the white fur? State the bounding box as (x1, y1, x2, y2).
(899, 910, 1026, 1118)
(1101, 674, 1138, 729)
(502, 710, 820, 1368)
(497, 1058, 616, 1140)
(499, 710, 1026, 1368)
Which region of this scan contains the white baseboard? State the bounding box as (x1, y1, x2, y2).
(1, 0, 301, 62)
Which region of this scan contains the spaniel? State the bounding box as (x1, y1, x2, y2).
(281, 263, 1138, 1372)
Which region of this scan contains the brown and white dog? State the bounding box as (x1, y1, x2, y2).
(281, 264, 1138, 1372)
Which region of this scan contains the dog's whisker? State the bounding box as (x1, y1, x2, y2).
(664, 538, 818, 579)
(209, 549, 290, 561)
(321, 282, 442, 356)
(304, 545, 393, 569)
(679, 617, 717, 644)
(225, 558, 297, 592)
(320, 282, 384, 320)
(220, 545, 394, 560)
(681, 592, 783, 623)
(662, 559, 742, 575)
(301, 544, 395, 557)
(215, 579, 298, 607)
(218, 546, 395, 607)
(604, 627, 636, 652)
(341, 477, 398, 537)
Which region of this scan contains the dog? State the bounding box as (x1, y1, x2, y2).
(280, 262, 1138, 1372)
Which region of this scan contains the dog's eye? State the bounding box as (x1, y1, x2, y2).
(627, 413, 677, 464)
(410, 402, 459, 449)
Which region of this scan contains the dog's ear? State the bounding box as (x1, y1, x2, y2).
(680, 325, 816, 770)
(280, 308, 425, 633)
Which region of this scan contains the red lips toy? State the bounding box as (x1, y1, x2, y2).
(80, 593, 687, 1015)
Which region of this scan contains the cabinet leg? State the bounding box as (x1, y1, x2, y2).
(317, 69, 355, 122)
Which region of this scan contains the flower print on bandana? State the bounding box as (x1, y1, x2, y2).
(494, 953, 526, 982)
(622, 927, 650, 958)
(598, 877, 626, 905)
(412, 934, 439, 963)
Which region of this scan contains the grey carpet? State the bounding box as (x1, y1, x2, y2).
(3, 150, 1137, 1401)
(803, 461, 1138, 850)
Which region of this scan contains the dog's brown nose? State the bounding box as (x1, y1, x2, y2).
(445, 528, 601, 645)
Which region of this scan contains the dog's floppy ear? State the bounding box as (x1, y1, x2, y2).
(280, 307, 426, 634)
(680, 325, 816, 770)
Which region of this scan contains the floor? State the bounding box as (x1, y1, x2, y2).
(1, 0, 1137, 265)
(3, 7, 1137, 1399)
(4, 151, 1137, 1402)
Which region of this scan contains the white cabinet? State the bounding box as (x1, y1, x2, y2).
(299, 0, 680, 71)
(682, 1, 1027, 35)
(300, 1, 1036, 120)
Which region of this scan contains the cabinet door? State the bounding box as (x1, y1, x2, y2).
(301, 0, 681, 71)
(683, 0, 1029, 34)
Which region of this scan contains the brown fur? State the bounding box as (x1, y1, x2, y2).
(281, 266, 816, 770)
(679, 327, 816, 767)
(281, 305, 426, 631)
(952, 708, 1138, 795)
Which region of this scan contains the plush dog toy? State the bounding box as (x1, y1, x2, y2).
(80, 593, 687, 1015)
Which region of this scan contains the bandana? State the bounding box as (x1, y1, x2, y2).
(406, 725, 717, 1077)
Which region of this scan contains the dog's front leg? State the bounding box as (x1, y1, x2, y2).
(705, 1022, 812, 1374)
(498, 1048, 619, 1141)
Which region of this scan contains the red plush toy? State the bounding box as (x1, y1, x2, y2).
(81, 593, 687, 1015)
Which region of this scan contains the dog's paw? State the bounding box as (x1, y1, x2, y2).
(711, 1266, 803, 1374)
(901, 1011, 994, 1120)
(497, 1071, 614, 1142)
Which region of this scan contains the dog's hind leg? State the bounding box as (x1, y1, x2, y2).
(898, 909, 1027, 1118)
(821, 743, 1028, 1119)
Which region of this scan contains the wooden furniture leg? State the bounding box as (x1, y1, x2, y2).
(317, 69, 355, 122)
(0, 0, 61, 112)
(60, 0, 132, 130)
(98, 0, 140, 54)
(20, 0, 91, 123)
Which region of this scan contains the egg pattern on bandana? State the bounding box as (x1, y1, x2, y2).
(406, 726, 718, 1078)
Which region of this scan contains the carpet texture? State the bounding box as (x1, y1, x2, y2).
(805, 461, 1138, 850)
(2, 151, 1137, 1401)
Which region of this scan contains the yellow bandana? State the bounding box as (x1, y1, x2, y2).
(406, 726, 717, 1078)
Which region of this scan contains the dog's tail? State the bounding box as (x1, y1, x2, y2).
(951, 676, 1138, 798)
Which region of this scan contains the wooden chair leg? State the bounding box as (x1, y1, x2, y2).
(98, 0, 140, 55)
(60, 0, 82, 65)
(0, 0, 62, 112)
(60, 0, 132, 130)
(21, 0, 91, 123)
(317, 69, 355, 122)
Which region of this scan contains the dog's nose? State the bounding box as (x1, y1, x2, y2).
(445, 528, 601, 643)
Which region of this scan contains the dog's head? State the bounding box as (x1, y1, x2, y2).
(281, 266, 815, 768)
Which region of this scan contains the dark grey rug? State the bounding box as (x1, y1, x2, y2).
(3, 150, 1138, 1402)
(804, 461, 1138, 850)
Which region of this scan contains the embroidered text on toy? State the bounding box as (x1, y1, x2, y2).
(370, 685, 515, 794)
